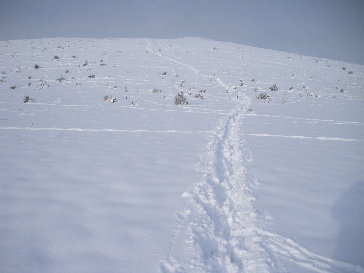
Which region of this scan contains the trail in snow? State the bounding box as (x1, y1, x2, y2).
(146, 40, 364, 273)
(160, 100, 278, 273)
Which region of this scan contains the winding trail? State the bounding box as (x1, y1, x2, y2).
(160, 101, 277, 273)
(146, 40, 364, 273)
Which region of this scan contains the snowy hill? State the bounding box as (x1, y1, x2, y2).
(0, 38, 363, 273)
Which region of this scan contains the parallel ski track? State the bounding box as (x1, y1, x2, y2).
(146, 40, 364, 273)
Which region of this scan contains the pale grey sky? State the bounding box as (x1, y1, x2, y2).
(0, 0, 363, 64)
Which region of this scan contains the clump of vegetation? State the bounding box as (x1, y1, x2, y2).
(195, 89, 206, 99)
(23, 95, 35, 103)
(56, 76, 65, 82)
(102, 95, 117, 103)
(195, 93, 204, 99)
(152, 88, 161, 93)
(83, 61, 88, 66)
(34, 64, 40, 69)
(54, 56, 60, 60)
(348, 71, 353, 75)
(269, 84, 278, 91)
(88, 75, 95, 78)
(256, 92, 270, 101)
(38, 78, 49, 90)
(174, 92, 188, 105)
(10, 85, 16, 90)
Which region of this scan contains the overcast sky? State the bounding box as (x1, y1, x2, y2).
(1, 0, 363, 64)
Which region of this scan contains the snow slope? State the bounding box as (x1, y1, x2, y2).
(0, 38, 363, 273)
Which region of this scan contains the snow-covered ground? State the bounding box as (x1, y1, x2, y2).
(0, 38, 363, 273)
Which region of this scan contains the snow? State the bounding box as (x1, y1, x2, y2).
(0, 37, 363, 273)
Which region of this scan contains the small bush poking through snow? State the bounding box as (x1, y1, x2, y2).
(194, 89, 207, 99)
(269, 84, 278, 91)
(34, 64, 40, 69)
(10, 85, 16, 90)
(174, 92, 188, 105)
(23, 96, 35, 103)
(256, 92, 270, 100)
(56, 76, 65, 82)
(195, 93, 205, 99)
(102, 95, 117, 103)
(54, 56, 60, 60)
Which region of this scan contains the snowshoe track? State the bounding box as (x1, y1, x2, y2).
(146, 40, 364, 273)
(160, 100, 276, 273)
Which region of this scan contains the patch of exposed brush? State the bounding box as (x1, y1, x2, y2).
(23, 95, 35, 103)
(269, 84, 278, 91)
(256, 92, 271, 102)
(102, 95, 117, 103)
(174, 92, 188, 105)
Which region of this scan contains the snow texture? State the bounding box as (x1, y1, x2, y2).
(0, 38, 363, 273)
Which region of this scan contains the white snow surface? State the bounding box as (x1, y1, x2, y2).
(0, 38, 363, 273)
